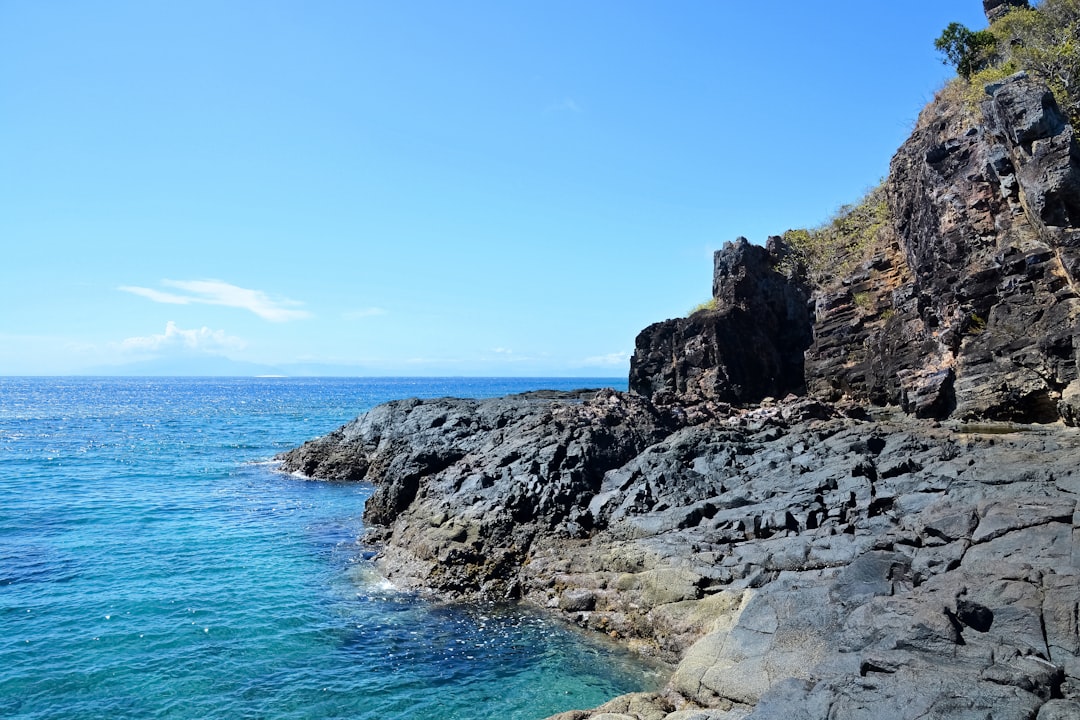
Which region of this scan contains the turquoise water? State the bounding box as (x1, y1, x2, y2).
(0, 377, 661, 719)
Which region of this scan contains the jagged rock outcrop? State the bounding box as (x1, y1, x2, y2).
(629, 237, 811, 411)
(280, 389, 671, 597)
(804, 72, 1080, 424)
(629, 74, 1080, 425)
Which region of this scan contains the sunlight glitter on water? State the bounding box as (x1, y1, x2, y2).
(0, 377, 656, 720)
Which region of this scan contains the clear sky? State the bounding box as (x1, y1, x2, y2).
(0, 1, 989, 376)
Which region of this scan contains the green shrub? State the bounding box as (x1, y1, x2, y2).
(991, 1, 1080, 122)
(688, 298, 719, 316)
(935, 22, 997, 78)
(966, 60, 1022, 104)
(781, 182, 890, 288)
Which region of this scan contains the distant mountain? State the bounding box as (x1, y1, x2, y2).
(79, 355, 288, 377)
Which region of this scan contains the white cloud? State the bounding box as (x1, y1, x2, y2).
(487, 348, 539, 364)
(120, 321, 246, 355)
(117, 286, 193, 305)
(119, 279, 310, 322)
(582, 351, 632, 367)
(546, 97, 582, 113)
(342, 307, 388, 320)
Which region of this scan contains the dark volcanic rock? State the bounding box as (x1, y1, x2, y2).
(806, 73, 1080, 424)
(569, 411, 1080, 719)
(629, 237, 811, 409)
(636, 75, 1080, 425)
(279, 389, 670, 598)
(283, 394, 1080, 719)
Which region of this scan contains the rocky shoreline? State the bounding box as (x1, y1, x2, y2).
(280, 393, 1080, 719)
(278, 11, 1080, 719)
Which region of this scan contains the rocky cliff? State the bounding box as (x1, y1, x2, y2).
(822, 72, 1080, 424)
(629, 238, 811, 414)
(278, 42, 1080, 720)
(631, 72, 1080, 427)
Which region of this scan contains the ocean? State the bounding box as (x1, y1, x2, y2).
(0, 376, 663, 719)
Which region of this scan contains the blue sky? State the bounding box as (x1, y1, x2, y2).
(0, 1, 988, 376)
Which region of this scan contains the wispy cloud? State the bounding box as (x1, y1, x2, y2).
(487, 347, 539, 364)
(582, 351, 631, 367)
(118, 286, 192, 305)
(120, 321, 246, 354)
(546, 97, 582, 114)
(342, 307, 388, 320)
(119, 279, 310, 322)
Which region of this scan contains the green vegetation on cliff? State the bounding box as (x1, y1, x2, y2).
(778, 0, 1080, 300)
(688, 298, 719, 316)
(937, 0, 1080, 122)
(692, 1, 1079, 315)
(688, 182, 890, 315)
(780, 182, 890, 288)
(935, 22, 997, 79)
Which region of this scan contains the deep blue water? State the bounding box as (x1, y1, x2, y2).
(0, 377, 662, 719)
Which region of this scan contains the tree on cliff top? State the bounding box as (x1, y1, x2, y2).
(938, 0, 1080, 123)
(935, 22, 997, 78)
(990, 0, 1080, 119)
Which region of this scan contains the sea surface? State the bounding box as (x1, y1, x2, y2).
(0, 377, 664, 720)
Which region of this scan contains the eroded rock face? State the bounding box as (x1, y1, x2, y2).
(277, 60, 1080, 720)
(806, 73, 1080, 423)
(634, 76, 1080, 425)
(629, 238, 811, 410)
(547, 411, 1080, 718)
